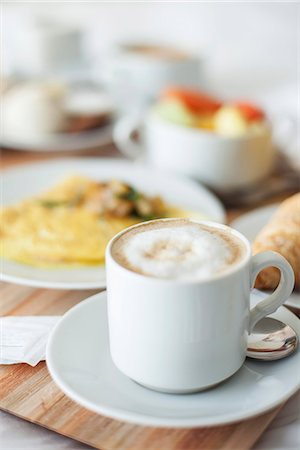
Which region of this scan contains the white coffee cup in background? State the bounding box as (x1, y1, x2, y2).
(10, 18, 85, 77)
(113, 112, 274, 191)
(106, 219, 294, 393)
(102, 43, 203, 111)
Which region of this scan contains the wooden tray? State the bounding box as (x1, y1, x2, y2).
(0, 282, 291, 450)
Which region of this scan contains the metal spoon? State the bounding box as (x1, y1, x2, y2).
(247, 317, 298, 361)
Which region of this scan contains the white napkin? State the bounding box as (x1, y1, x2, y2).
(0, 316, 60, 366)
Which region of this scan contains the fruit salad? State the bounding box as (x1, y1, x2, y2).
(153, 87, 267, 137)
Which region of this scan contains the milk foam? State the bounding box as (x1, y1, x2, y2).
(115, 223, 241, 281)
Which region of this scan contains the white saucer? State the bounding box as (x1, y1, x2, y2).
(46, 292, 300, 428)
(2, 158, 224, 290)
(1, 123, 114, 152)
(231, 204, 299, 309)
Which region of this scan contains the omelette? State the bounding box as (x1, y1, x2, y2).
(0, 175, 206, 268)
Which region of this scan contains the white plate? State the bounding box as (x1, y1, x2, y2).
(2, 158, 224, 290)
(231, 205, 299, 309)
(46, 292, 300, 428)
(1, 123, 114, 152)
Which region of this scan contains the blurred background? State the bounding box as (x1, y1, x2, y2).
(1, 1, 299, 171)
(3, 1, 298, 106)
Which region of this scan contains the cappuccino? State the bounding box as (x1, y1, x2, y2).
(111, 219, 246, 281)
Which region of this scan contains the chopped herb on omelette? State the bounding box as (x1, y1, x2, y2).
(0, 176, 206, 267)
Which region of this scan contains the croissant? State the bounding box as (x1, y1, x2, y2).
(253, 193, 300, 290)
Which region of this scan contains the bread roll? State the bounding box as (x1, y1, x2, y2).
(253, 193, 300, 290)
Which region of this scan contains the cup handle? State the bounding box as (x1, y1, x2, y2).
(249, 251, 295, 333)
(113, 115, 144, 161)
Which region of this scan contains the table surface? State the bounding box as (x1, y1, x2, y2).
(1, 145, 299, 450)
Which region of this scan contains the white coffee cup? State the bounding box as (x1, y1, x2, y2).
(106, 219, 294, 393)
(12, 19, 84, 77)
(113, 113, 274, 190)
(102, 43, 202, 110)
